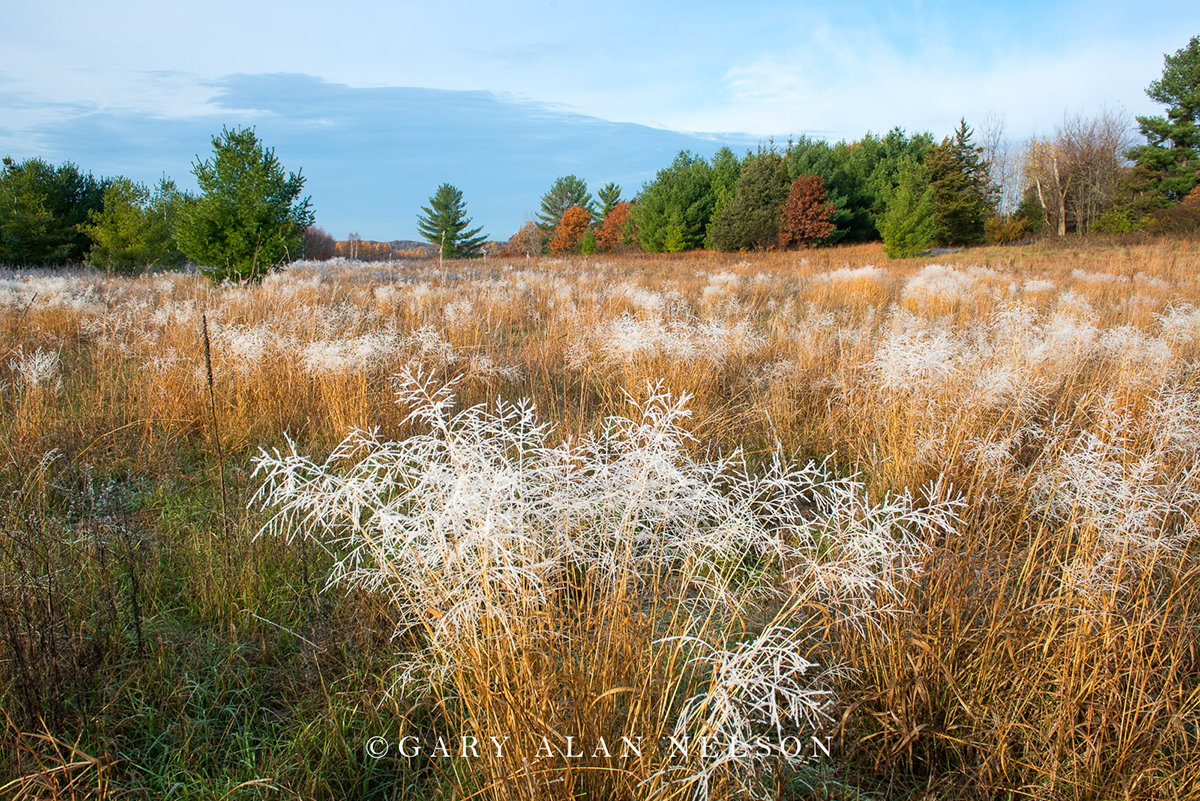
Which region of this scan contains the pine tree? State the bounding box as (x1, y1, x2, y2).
(1126, 35, 1200, 207)
(177, 127, 313, 282)
(85, 176, 187, 273)
(536, 175, 595, 232)
(596, 182, 622, 219)
(0, 157, 103, 265)
(416, 183, 487, 259)
(927, 119, 993, 246)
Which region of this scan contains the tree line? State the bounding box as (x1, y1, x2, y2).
(3, 36, 1198, 278)
(419, 35, 1197, 260)
(0, 127, 315, 280)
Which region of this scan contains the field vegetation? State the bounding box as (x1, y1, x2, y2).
(3, 239, 1200, 799)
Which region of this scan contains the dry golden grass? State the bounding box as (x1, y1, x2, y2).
(2, 238, 1200, 799)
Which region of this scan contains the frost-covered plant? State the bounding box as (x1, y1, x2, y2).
(253, 368, 961, 798)
(1033, 391, 1200, 554)
(8, 346, 61, 390)
(656, 621, 840, 801)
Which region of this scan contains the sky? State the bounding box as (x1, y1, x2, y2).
(2, 0, 1197, 241)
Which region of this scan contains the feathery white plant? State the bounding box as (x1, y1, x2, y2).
(8, 346, 61, 390)
(656, 622, 840, 801)
(254, 368, 960, 709)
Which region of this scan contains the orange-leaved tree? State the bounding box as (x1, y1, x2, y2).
(596, 201, 633, 251)
(779, 175, 835, 248)
(548, 205, 591, 253)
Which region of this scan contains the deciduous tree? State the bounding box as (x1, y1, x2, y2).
(1024, 110, 1132, 236)
(778, 175, 836, 248)
(596, 201, 633, 250)
(547, 205, 590, 253)
(502, 221, 543, 257)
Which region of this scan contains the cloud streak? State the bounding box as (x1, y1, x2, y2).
(6, 74, 757, 241)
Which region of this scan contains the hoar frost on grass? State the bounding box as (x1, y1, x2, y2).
(252, 368, 962, 795)
(7, 346, 61, 390)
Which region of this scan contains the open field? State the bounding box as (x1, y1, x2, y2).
(3, 240, 1200, 800)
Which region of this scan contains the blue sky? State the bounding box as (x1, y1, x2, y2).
(2, 0, 1197, 240)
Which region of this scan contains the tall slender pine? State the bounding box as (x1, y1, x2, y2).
(417, 184, 487, 259)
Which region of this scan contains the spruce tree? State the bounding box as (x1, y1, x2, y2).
(709, 148, 791, 251)
(416, 184, 487, 259)
(630, 151, 714, 252)
(927, 119, 993, 246)
(881, 159, 936, 258)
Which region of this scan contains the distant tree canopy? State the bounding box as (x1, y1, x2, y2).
(417, 183, 487, 258)
(0, 156, 103, 265)
(177, 126, 314, 282)
(301, 225, 337, 261)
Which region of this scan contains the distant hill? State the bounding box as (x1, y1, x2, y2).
(332, 238, 506, 260)
(388, 240, 436, 255)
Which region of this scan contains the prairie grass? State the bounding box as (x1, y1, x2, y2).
(1, 239, 1199, 799)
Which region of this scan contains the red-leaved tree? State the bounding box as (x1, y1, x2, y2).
(548, 205, 591, 253)
(596, 201, 632, 251)
(779, 175, 836, 248)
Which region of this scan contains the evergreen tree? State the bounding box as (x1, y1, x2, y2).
(536, 175, 595, 232)
(0, 156, 103, 265)
(630, 151, 714, 252)
(709, 148, 791, 250)
(927, 120, 993, 246)
(865, 127, 936, 230)
(416, 183, 487, 259)
(596, 182, 622, 219)
(177, 127, 313, 282)
(85, 176, 187, 273)
(881, 158, 936, 258)
(1126, 35, 1200, 208)
(705, 146, 743, 247)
